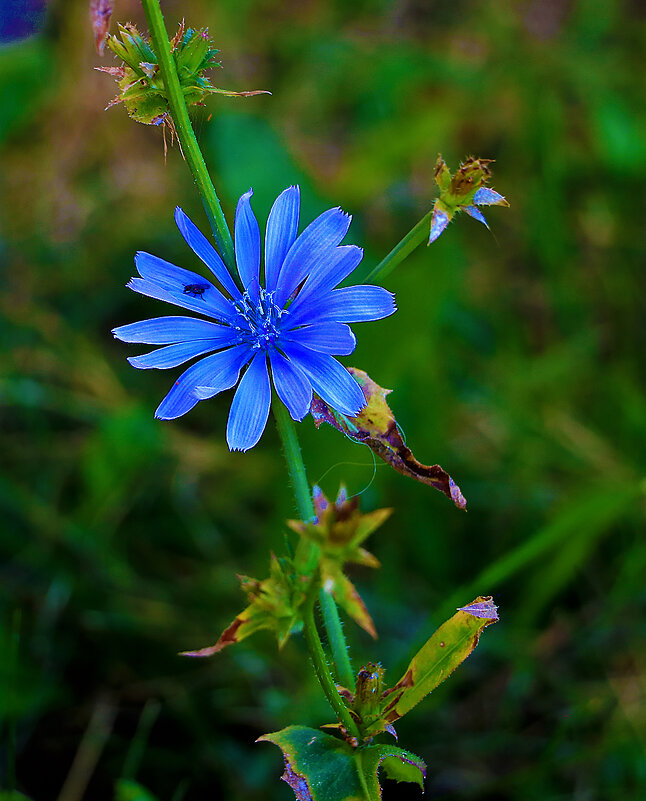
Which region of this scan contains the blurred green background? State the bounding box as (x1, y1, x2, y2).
(2, 0, 646, 798)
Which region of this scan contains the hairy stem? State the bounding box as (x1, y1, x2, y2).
(273, 403, 360, 736)
(273, 400, 315, 523)
(363, 210, 431, 283)
(140, 0, 236, 270)
(303, 588, 361, 741)
(319, 586, 355, 691)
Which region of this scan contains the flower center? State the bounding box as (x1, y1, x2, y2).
(231, 288, 287, 350)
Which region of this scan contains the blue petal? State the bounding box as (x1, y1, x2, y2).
(174, 208, 241, 299)
(128, 337, 238, 370)
(288, 286, 396, 327)
(234, 189, 261, 299)
(463, 205, 489, 227)
(112, 316, 233, 344)
(280, 341, 365, 417)
(126, 278, 232, 322)
(155, 345, 251, 420)
(285, 322, 356, 355)
(265, 186, 300, 294)
(275, 207, 352, 307)
(226, 351, 271, 452)
(428, 209, 450, 243)
(292, 245, 364, 310)
(134, 253, 236, 323)
(269, 349, 312, 421)
(473, 187, 508, 206)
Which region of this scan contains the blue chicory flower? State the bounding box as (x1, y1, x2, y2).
(113, 186, 396, 452)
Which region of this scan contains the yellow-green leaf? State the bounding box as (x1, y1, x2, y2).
(382, 596, 498, 722)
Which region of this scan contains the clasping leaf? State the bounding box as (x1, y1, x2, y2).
(258, 726, 425, 801)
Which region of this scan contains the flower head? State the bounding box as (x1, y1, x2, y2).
(428, 155, 509, 243)
(97, 22, 269, 126)
(113, 186, 396, 451)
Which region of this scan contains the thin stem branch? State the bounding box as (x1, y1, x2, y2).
(363, 210, 431, 283)
(303, 589, 361, 741)
(319, 586, 355, 691)
(140, 0, 236, 270)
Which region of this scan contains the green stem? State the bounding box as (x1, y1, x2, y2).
(303, 589, 361, 741)
(141, 0, 236, 271)
(273, 400, 315, 523)
(363, 210, 431, 283)
(319, 587, 355, 691)
(273, 403, 360, 737)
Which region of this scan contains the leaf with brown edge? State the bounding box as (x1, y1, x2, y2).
(89, 0, 113, 55)
(258, 726, 425, 801)
(181, 554, 309, 656)
(382, 596, 498, 723)
(310, 369, 466, 509)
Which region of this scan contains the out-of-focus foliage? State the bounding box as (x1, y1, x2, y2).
(1, 0, 645, 799)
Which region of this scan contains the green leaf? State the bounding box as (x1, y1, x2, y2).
(115, 779, 161, 801)
(258, 726, 425, 801)
(382, 597, 498, 723)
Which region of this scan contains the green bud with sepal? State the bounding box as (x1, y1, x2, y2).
(288, 486, 392, 638)
(180, 552, 309, 656)
(97, 22, 269, 126)
(180, 487, 390, 655)
(429, 155, 509, 243)
(355, 663, 385, 718)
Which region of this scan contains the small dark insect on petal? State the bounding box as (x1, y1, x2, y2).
(183, 283, 209, 298)
(90, 0, 114, 55)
